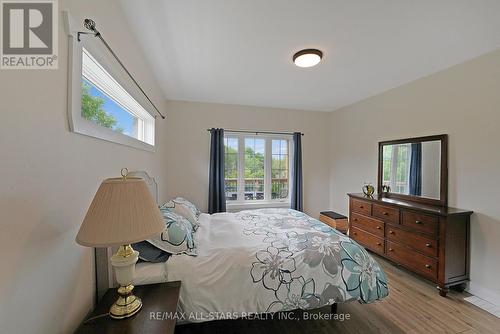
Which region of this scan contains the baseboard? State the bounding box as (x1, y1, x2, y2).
(467, 282, 500, 307)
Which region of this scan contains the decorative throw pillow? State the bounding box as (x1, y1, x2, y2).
(147, 209, 197, 256)
(161, 197, 201, 230)
(132, 241, 171, 263)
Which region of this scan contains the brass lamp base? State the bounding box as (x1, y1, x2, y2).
(109, 245, 142, 319)
(110, 284, 142, 319)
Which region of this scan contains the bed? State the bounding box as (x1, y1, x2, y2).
(96, 172, 389, 323)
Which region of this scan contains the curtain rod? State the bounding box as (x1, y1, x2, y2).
(77, 19, 166, 120)
(207, 129, 304, 136)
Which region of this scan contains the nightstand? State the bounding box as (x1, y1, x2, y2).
(75, 281, 181, 334)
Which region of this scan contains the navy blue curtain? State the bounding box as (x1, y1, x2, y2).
(291, 132, 303, 211)
(409, 143, 422, 196)
(208, 128, 226, 213)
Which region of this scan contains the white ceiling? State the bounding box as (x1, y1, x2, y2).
(120, 0, 500, 112)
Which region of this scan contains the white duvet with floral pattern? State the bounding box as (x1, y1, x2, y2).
(164, 209, 388, 322)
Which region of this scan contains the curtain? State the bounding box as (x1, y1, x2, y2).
(208, 128, 226, 213)
(409, 143, 422, 196)
(291, 132, 303, 211)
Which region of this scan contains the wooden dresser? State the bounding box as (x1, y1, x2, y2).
(348, 193, 472, 296)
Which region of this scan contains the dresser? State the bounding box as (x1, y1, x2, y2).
(348, 193, 472, 296)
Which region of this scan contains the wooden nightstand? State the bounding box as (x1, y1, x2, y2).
(75, 282, 181, 334)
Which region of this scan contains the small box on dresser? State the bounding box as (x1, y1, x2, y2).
(348, 193, 472, 297)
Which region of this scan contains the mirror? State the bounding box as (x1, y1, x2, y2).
(378, 135, 447, 206)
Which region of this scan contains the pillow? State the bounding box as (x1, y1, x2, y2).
(132, 241, 171, 263)
(161, 197, 201, 230)
(147, 209, 197, 256)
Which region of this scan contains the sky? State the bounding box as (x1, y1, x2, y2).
(84, 78, 135, 136)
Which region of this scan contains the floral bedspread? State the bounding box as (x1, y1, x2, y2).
(164, 208, 389, 321)
(238, 208, 388, 310)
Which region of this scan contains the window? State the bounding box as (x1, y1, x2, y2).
(224, 133, 293, 207)
(382, 144, 411, 194)
(81, 49, 154, 145)
(67, 18, 156, 151)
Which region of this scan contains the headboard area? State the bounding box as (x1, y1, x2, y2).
(94, 170, 160, 302)
(128, 170, 159, 205)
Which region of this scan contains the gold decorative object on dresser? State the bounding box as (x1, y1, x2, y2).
(349, 135, 473, 297)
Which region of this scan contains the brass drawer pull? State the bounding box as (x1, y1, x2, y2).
(425, 264, 432, 269)
(376, 242, 382, 246)
(359, 205, 364, 209)
(353, 232, 357, 235)
(415, 220, 423, 224)
(389, 230, 394, 234)
(425, 243, 432, 248)
(376, 226, 381, 229)
(383, 212, 389, 216)
(388, 248, 394, 252)
(353, 218, 358, 222)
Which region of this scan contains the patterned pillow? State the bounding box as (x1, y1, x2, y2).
(147, 209, 197, 256)
(161, 197, 201, 230)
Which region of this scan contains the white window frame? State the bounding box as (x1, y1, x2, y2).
(224, 133, 294, 211)
(64, 11, 156, 151)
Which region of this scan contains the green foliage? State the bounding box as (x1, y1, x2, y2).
(81, 81, 123, 133)
(244, 147, 264, 178)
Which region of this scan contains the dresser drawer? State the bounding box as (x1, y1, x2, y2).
(350, 227, 384, 254)
(351, 199, 372, 216)
(351, 213, 384, 237)
(373, 204, 400, 224)
(386, 241, 438, 281)
(401, 211, 438, 236)
(386, 226, 438, 258)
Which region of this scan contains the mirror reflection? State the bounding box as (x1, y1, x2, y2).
(382, 140, 441, 199)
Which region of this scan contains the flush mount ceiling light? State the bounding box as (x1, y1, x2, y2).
(293, 49, 323, 68)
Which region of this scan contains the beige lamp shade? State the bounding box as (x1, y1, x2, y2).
(76, 177, 165, 247)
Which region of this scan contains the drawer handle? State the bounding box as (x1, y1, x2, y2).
(376, 226, 381, 229)
(425, 264, 432, 269)
(359, 205, 364, 209)
(353, 232, 357, 235)
(353, 218, 358, 222)
(415, 220, 423, 225)
(389, 230, 394, 234)
(383, 212, 389, 216)
(425, 243, 432, 248)
(376, 242, 382, 246)
(388, 248, 394, 252)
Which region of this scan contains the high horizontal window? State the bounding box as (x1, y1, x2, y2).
(224, 134, 292, 205)
(67, 18, 157, 152)
(81, 48, 155, 146)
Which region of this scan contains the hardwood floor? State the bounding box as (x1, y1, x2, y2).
(175, 255, 500, 334)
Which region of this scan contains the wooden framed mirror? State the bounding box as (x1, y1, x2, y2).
(378, 134, 448, 206)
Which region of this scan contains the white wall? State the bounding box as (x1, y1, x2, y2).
(328, 48, 500, 305)
(163, 100, 331, 218)
(421, 141, 441, 199)
(0, 1, 168, 333)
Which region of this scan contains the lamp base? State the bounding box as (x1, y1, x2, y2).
(110, 245, 141, 319)
(109, 284, 142, 319)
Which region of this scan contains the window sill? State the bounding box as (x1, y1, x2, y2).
(226, 201, 290, 212)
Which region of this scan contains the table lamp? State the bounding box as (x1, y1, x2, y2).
(76, 169, 164, 319)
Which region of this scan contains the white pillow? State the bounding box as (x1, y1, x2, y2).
(161, 197, 201, 230)
(147, 209, 197, 256)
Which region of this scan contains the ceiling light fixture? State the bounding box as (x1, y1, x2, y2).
(293, 49, 323, 68)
